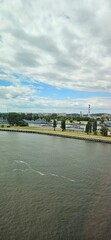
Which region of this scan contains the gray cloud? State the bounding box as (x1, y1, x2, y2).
(0, 0, 111, 112)
(15, 50, 39, 67)
(10, 27, 60, 56)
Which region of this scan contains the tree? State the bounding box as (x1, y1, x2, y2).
(85, 120, 92, 134)
(53, 119, 57, 131)
(93, 119, 97, 134)
(25, 113, 33, 120)
(85, 122, 90, 134)
(61, 120, 66, 131)
(88, 120, 92, 133)
(7, 112, 27, 126)
(45, 116, 51, 123)
(69, 118, 73, 123)
(106, 116, 109, 121)
(100, 117, 105, 124)
(100, 125, 108, 136)
(51, 113, 57, 120)
(7, 113, 22, 126)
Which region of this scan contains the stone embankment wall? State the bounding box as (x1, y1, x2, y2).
(0, 128, 111, 144)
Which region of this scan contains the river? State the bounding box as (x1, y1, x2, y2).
(0, 132, 111, 240)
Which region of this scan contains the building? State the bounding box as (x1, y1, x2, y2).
(24, 118, 47, 126)
(104, 121, 111, 128)
(0, 117, 8, 124)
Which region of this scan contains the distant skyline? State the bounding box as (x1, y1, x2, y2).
(0, 0, 111, 113)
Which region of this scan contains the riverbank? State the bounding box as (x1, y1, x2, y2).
(0, 126, 111, 144)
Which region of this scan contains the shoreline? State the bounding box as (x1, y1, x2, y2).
(0, 127, 111, 144)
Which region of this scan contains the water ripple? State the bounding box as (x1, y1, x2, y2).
(13, 160, 75, 182)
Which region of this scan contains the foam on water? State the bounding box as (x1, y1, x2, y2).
(13, 160, 45, 176)
(30, 169, 45, 176)
(49, 173, 59, 177)
(13, 169, 28, 172)
(61, 175, 75, 182)
(13, 160, 75, 182)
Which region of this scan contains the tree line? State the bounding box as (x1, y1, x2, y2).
(0, 112, 109, 136)
(85, 119, 108, 136)
(0, 112, 96, 122)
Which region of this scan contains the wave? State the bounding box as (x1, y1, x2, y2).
(13, 160, 75, 182)
(13, 168, 28, 172)
(13, 160, 45, 176)
(49, 173, 59, 177)
(30, 169, 45, 176)
(61, 176, 75, 182)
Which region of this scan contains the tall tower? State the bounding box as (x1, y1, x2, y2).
(88, 104, 90, 117)
(80, 111, 83, 117)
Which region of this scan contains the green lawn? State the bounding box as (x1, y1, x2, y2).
(0, 125, 111, 142)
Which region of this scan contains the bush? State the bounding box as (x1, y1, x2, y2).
(100, 125, 108, 136)
(19, 121, 28, 126)
(94, 131, 98, 135)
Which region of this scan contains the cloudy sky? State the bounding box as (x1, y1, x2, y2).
(0, 0, 111, 113)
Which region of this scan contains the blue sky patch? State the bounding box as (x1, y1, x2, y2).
(0, 80, 12, 86)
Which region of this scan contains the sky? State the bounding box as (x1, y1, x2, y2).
(0, 0, 111, 114)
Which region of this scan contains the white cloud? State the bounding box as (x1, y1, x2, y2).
(0, 0, 111, 112)
(0, 85, 110, 113)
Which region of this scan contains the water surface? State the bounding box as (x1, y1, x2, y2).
(0, 132, 111, 240)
